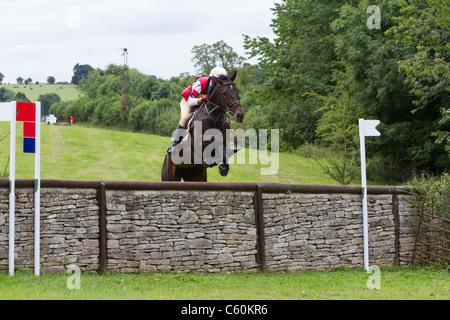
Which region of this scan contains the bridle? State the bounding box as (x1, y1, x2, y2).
(189, 78, 241, 130)
(205, 79, 241, 116)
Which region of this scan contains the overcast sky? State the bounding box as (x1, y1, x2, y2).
(0, 0, 278, 84)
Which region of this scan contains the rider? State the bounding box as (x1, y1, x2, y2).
(167, 66, 228, 153)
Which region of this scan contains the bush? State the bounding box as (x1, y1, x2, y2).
(92, 96, 123, 127)
(409, 173, 450, 218)
(68, 97, 96, 122)
(154, 107, 180, 136)
(142, 98, 179, 136)
(49, 101, 71, 122)
(128, 102, 150, 131)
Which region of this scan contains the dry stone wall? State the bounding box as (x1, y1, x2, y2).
(0, 188, 99, 273)
(263, 193, 416, 271)
(0, 182, 418, 274)
(106, 190, 258, 273)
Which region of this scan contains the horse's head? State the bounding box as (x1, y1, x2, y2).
(209, 71, 245, 123)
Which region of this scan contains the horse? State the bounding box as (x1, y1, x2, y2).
(161, 71, 244, 181)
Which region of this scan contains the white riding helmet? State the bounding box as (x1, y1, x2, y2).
(209, 66, 228, 78)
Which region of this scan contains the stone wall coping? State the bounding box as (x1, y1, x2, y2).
(0, 179, 412, 195)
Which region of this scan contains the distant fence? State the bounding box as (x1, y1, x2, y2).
(0, 179, 419, 274)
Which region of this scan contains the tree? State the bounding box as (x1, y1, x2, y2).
(310, 91, 361, 185)
(388, 0, 449, 155)
(0, 72, 4, 84)
(243, 0, 347, 149)
(47, 76, 56, 84)
(242, 0, 447, 177)
(0, 87, 15, 102)
(71, 63, 94, 85)
(14, 92, 30, 103)
(38, 93, 61, 115)
(246, 1, 338, 148)
(16, 77, 23, 84)
(432, 108, 450, 155)
(191, 40, 245, 75)
(24, 78, 32, 85)
(331, 0, 448, 176)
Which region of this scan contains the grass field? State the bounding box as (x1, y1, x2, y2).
(0, 266, 448, 300)
(0, 122, 340, 184)
(0, 83, 79, 102)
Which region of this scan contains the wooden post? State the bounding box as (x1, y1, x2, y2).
(254, 184, 266, 272)
(98, 182, 107, 274)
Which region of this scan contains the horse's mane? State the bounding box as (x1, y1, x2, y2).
(208, 74, 230, 96)
(215, 74, 230, 81)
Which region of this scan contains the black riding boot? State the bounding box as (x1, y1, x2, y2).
(167, 124, 186, 154)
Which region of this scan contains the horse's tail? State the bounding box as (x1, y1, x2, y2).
(161, 153, 180, 181)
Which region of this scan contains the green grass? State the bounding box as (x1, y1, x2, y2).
(0, 83, 79, 102)
(0, 267, 448, 300)
(0, 123, 339, 184)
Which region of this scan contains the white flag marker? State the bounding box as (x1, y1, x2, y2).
(359, 119, 380, 271)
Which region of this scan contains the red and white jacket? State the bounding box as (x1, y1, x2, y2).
(181, 76, 210, 107)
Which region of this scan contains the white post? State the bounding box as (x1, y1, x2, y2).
(359, 120, 369, 271)
(359, 119, 381, 272)
(34, 102, 41, 276)
(9, 101, 17, 276)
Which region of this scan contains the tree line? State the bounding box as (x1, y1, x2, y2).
(1, 75, 69, 85)
(0, 63, 90, 85)
(50, 58, 260, 137)
(243, 0, 448, 182)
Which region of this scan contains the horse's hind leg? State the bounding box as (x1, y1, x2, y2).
(198, 169, 207, 182)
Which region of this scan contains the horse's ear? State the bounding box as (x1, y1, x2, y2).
(229, 70, 237, 82)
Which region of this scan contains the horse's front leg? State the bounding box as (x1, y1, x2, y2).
(219, 139, 230, 177)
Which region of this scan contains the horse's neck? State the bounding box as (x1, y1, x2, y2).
(190, 101, 228, 130)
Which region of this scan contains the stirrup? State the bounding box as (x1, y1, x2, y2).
(167, 125, 186, 154)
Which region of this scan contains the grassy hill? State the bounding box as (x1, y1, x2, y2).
(0, 123, 340, 184)
(0, 83, 79, 102)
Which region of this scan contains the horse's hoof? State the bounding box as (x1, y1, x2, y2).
(219, 164, 229, 177)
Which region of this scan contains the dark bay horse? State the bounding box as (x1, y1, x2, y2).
(161, 71, 244, 181)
